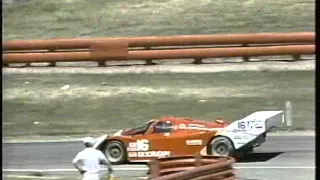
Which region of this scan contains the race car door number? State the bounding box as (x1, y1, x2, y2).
(237, 121, 255, 130)
(128, 139, 149, 151)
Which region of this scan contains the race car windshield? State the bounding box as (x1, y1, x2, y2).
(127, 120, 155, 134)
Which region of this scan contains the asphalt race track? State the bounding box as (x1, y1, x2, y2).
(3, 136, 315, 180)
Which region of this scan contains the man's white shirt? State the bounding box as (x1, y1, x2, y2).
(72, 147, 108, 173)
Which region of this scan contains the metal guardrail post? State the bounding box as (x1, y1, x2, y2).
(145, 59, 155, 65)
(97, 61, 106, 67)
(90, 40, 128, 67)
(293, 55, 301, 61)
(242, 44, 250, 62)
(193, 58, 202, 64)
(145, 47, 156, 65)
(48, 49, 56, 67)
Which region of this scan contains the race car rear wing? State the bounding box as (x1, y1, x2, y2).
(263, 111, 284, 132)
(239, 111, 284, 132)
(219, 111, 284, 149)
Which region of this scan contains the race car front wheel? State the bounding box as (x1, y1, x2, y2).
(104, 140, 127, 164)
(208, 136, 235, 157)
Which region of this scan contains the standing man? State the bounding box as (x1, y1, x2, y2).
(72, 137, 114, 180)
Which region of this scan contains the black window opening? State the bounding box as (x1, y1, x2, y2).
(154, 121, 173, 133)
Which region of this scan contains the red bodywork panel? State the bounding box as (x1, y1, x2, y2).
(104, 116, 230, 162)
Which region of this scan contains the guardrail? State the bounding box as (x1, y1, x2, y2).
(148, 155, 236, 180)
(2, 32, 315, 67)
(3, 32, 314, 50)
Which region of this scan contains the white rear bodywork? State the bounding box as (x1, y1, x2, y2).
(216, 111, 284, 149)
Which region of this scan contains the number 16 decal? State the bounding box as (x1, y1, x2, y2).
(238, 121, 254, 129)
(238, 122, 246, 129)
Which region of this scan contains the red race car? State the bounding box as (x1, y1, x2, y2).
(92, 111, 283, 164)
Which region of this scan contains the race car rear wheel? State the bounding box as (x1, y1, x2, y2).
(208, 136, 235, 157)
(104, 140, 127, 164)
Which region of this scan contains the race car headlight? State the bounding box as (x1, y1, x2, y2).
(114, 130, 123, 136)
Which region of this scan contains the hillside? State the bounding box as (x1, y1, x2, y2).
(2, 0, 315, 40)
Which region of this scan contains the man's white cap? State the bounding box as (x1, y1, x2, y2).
(83, 137, 95, 146)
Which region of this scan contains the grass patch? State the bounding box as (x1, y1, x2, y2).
(2, 71, 314, 136)
(2, 0, 315, 40)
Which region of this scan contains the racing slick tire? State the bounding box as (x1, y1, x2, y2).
(104, 140, 127, 165)
(208, 136, 235, 157)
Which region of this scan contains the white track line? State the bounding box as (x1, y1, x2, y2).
(3, 166, 315, 172)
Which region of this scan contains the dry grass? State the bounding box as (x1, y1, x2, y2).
(3, 85, 262, 101)
(3, 0, 315, 40)
(2, 70, 315, 136)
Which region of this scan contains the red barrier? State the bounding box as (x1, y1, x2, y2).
(2, 45, 314, 64)
(127, 45, 314, 60)
(149, 155, 236, 180)
(3, 32, 314, 51)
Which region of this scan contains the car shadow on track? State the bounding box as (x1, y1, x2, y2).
(127, 152, 283, 165)
(237, 152, 283, 163)
(129, 162, 148, 165)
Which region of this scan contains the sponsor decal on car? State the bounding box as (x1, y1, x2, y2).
(233, 129, 247, 133)
(188, 124, 206, 128)
(186, 139, 203, 145)
(172, 124, 220, 131)
(241, 135, 252, 139)
(234, 135, 241, 139)
(128, 151, 171, 158)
